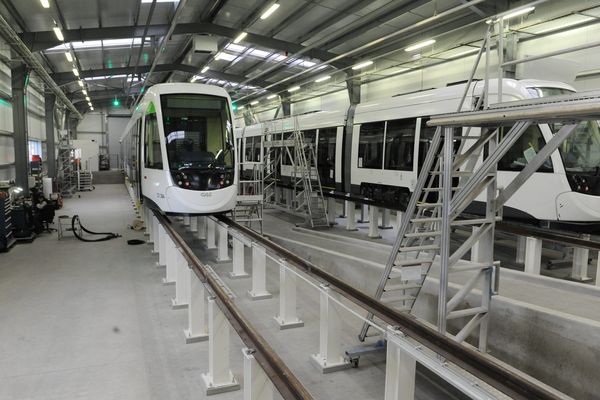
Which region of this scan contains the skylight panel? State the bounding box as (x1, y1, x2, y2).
(226, 43, 247, 53)
(48, 37, 148, 51)
(300, 60, 316, 67)
(215, 52, 237, 61)
(250, 49, 271, 58)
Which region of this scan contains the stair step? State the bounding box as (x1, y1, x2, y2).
(384, 282, 422, 291)
(393, 258, 433, 267)
(423, 187, 462, 192)
(416, 202, 442, 208)
(450, 262, 492, 273)
(430, 171, 473, 176)
(410, 217, 441, 223)
(404, 231, 441, 238)
(381, 293, 417, 302)
(400, 244, 439, 252)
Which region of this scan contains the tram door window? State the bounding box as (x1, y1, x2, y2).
(144, 110, 163, 169)
(358, 121, 385, 169)
(318, 127, 336, 188)
(384, 119, 415, 171)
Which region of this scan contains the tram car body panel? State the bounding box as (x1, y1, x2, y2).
(239, 78, 600, 223)
(121, 83, 237, 214)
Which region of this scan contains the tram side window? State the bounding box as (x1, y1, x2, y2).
(385, 119, 415, 171)
(498, 125, 553, 172)
(144, 112, 163, 169)
(358, 121, 385, 169)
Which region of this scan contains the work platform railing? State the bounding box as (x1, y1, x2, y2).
(140, 204, 570, 400)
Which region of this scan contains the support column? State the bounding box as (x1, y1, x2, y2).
(571, 234, 592, 282)
(206, 218, 217, 249)
(146, 209, 153, 240)
(45, 93, 56, 178)
(379, 208, 392, 229)
(339, 200, 347, 218)
(345, 201, 357, 231)
(229, 236, 249, 278)
(248, 244, 271, 300)
(310, 284, 350, 373)
(11, 62, 29, 193)
(274, 260, 303, 329)
(242, 348, 274, 400)
(396, 211, 404, 230)
(368, 206, 381, 238)
(358, 204, 369, 223)
(201, 297, 240, 395)
(524, 236, 542, 275)
(189, 216, 198, 233)
(197, 216, 207, 240)
(515, 235, 526, 264)
(327, 197, 336, 225)
(217, 224, 231, 262)
(152, 215, 159, 254)
(285, 188, 293, 209)
(144, 207, 151, 236)
(163, 236, 177, 285)
(596, 255, 600, 287)
(172, 251, 190, 309)
(384, 326, 416, 400)
(157, 223, 166, 267)
(185, 269, 208, 343)
(183, 215, 191, 227)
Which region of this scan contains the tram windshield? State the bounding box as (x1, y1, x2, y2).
(162, 94, 234, 190)
(551, 120, 600, 174)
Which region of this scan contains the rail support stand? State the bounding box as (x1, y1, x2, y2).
(189, 216, 198, 233)
(183, 215, 190, 227)
(201, 297, 240, 395)
(310, 284, 351, 373)
(185, 271, 208, 343)
(151, 215, 159, 254)
(327, 197, 337, 225)
(340, 200, 347, 218)
(524, 236, 542, 275)
(206, 218, 217, 249)
(229, 236, 249, 279)
(162, 236, 177, 285)
(368, 206, 381, 239)
(395, 211, 403, 231)
(286, 188, 293, 209)
(216, 224, 231, 262)
(144, 207, 151, 236)
(379, 208, 392, 229)
(516, 235, 526, 264)
(172, 251, 190, 309)
(345, 201, 358, 231)
(596, 256, 600, 287)
(242, 348, 274, 400)
(197, 216, 207, 240)
(248, 244, 272, 300)
(358, 204, 369, 223)
(274, 260, 303, 329)
(157, 223, 166, 268)
(571, 234, 592, 282)
(384, 326, 416, 400)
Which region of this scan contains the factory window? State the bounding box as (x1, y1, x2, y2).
(498, 125, 553, 172)
(384, 119, 415, 171)
(144, 110, 163, 169)
(358, 121, 385, 169)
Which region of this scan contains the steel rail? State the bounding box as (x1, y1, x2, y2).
(153, 211, 313, 400)
(496, 221, 600, 251)
(215, 214, 564, 400)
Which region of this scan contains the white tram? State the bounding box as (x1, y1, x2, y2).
(121, 83, 237, 214)
(239, 79, 600, 223)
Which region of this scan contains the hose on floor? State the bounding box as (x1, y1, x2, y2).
(71, 215, 122, 242)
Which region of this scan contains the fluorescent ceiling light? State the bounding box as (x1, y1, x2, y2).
(82, 89, 87, 95)
(238, 105, 245, 110)
(449, 48, 479, 59)
(315, 75, 331, 83)
(85, 96, 90, 101)
(88, 102, 92, 107)
(78, 80, 84, 87)
(502, 6, 535, 20)
(72, 68, 79, 77)
(351, 60, 373, 70)
(260, 3, 280, 20)
(40, 0, 50, 8)
(201, 66, 209, 73)
(288, 86, 300, 92)
(233, 32, 247, 44)
(250, 100, 259, 105)
(300, 60, 316, 67)
(226, 43, 246, 52)
(90, 107, 94, 111)
(215, 52, 236, 61)
(273, 54, 287, 61)
(536, 16, 594, 34)
(48, 37, 148, 51)
(405, 39, 436, 52)
(65, 52, 73, 62)
(267, 94, 277, 99)
(250, 49, 271, 58)
(84, 74, 128, 81)
(53, 26, 64, 41)
(191, 75, 200, 83)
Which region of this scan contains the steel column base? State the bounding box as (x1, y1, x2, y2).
(171, 297, 189, 310)
(184, 329, 208, 344)
(247, 290, 272, 300)
(161, 278, 175, 286)
(273, 316, 304, 330)
(309, 354, 351, 373)
(228, 271, 250, 279)
(201, 372, 240, 396)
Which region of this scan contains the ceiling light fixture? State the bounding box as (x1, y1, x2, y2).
(351, 60, 373, 70)
(250, 100, 259, 105)
(77, 80, 84, 87)
(405, 39, 436, 52)
(267, 94, 277, 99)
(82, 89, 88, 95)
(53, 26, 64, 41)
(315, 75, 331, 83)
(233, 32, 247, 44)
(85, 96, 90, 101)
(90, 106, 94, 111)
(288, 86, 300, 92)
(487, 6, 535, 24)
(201, 66, 209, 73)
(88, 102, 92, 107)
(260, 2, 280, 20)
(191, 75, 199, 82)
(40, 0, 50, 8)
(65, 51, 73, 62)
(238, 105, 245, 110)
(72, 68, 79, 77)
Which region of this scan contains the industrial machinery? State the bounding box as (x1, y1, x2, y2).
(120, 83, 238, 214)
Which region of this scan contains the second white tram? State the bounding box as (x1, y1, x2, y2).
(121, 83, 237, 214)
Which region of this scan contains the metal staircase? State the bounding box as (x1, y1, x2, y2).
(57, 142, 76, 198)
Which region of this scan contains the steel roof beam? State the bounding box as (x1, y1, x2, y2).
(20, 22, 352, 68)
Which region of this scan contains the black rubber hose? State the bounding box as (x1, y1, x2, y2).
(71, 215, 122, 242)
